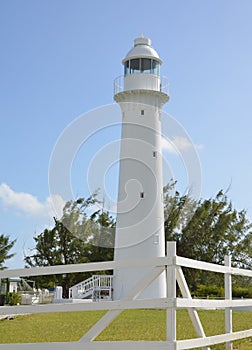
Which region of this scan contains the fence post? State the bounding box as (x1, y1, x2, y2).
(166, 242, 177, 349)
(225, 255, 233, 350)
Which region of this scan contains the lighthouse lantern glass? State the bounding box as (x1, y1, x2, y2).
(152, 60, 160, 75)
(124, 60, 130, 75)
(141, 58, 151, 73)
(124, 58, 160, 76)
(130, 58, 141, 74)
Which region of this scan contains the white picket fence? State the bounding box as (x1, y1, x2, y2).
(0, 242, 252, 350)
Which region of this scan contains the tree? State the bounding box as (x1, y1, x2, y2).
(164, 183, 252, 291)
(0, 234, 16, 269)
(26, 183, 252, 296)
(25, 195, 115, 297)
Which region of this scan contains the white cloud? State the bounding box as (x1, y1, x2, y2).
(162, 136, 203, 154)
(0, 183, 65, 220)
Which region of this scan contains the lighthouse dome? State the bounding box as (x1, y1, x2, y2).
(122, 37, 162, 64)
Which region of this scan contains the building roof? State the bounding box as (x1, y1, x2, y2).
(122, 37, 162, 64)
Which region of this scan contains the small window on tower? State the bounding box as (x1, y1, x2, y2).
(140, 192, 144, 198)
(153, 151, 157, 158)
(154, 234, 159, 245)
(141, 110, 144, 116)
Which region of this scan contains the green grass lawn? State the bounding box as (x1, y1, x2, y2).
(0, 309, 251, 349)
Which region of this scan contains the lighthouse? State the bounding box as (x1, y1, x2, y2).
(113, 37, 169, 300)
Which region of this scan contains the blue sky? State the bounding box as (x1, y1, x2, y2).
(1, 0, 252, 268)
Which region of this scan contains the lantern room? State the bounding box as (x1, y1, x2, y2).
(114, 37, 168, 98)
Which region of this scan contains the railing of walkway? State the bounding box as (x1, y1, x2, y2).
(69, 274, 113, 300)
(0, 242, 251, 350)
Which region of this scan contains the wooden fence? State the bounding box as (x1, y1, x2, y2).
(0, 242, 251, 350)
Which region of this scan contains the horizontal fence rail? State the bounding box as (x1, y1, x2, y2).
(1, 256, 251, 280)
(0, 242, 251, 350)
(0, 257, 170, 279)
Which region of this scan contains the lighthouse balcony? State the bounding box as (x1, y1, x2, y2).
(114, 74, 169, 97)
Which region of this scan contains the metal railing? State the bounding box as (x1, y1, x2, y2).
(19, 290, 54, 305)
(69, 275, 113, 300)
(114, 74, 170, 96)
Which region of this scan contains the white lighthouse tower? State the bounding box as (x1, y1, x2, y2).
(113, 37, 169, 300)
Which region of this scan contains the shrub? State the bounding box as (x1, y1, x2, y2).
(232, 286, 250, 298)
(8, 292, 21, 306)
(196, 284, 224, 298)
